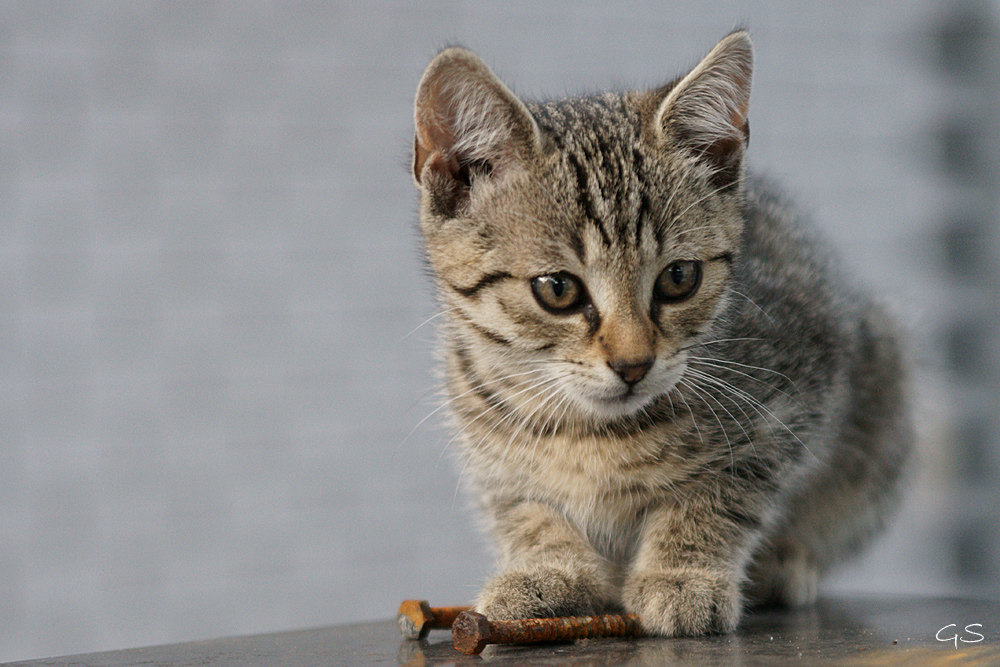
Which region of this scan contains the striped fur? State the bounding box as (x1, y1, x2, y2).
(412, 32, 912, 636)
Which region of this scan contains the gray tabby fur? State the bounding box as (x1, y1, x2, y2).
(411, 31, 912, 636)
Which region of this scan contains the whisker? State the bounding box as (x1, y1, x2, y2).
(450, 369, 576, 451)
(684, 368, 757, 456)
(729, 289, 775, 326)
(400, 306, 462, 341)
(673, 178, 744, 222)
(683, 364, 817, 463)
(679, 337, 765, 350)
(661, 167, 695, 228)
(687, 357, 797, 401)
(672, 384, 704, 445)
(678, 378, 734, 467)
(404, 366, 546, 442)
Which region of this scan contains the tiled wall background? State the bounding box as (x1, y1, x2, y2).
(2, 1, 998, 662)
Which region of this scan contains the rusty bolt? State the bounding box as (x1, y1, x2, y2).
(452, 610, 645, 655)
(397, 600, 471, 640)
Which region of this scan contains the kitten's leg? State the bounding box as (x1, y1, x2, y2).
(745, 442, 908, 608)
(746, 305, 912, 608)
(475, 499, 616, 620)
(743, 531, 820, 608)
(621, 504, 756, 636)
(745, 422, 910, 608)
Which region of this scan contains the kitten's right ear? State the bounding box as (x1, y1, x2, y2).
(412, 47, 540, 200)
(649, 31, 753, 189)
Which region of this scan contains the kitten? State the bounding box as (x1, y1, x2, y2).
(410, 31, 912, 636)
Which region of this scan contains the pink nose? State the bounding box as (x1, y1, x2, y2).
(609, 359, 653, 386)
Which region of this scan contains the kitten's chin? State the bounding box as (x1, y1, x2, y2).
(580, 391, 658, 421)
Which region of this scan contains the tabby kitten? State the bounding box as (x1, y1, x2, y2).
(411, 32, 911, 636)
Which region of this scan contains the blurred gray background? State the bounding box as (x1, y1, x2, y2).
(2, 0, 999, 662)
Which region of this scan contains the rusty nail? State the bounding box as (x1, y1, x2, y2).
(397, 600, 472, 640)
(452, 610, 645, 655)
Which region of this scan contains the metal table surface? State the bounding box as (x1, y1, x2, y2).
(5, 596, 998, 667)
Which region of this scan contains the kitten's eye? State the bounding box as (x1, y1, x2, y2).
(531, 273, 585, 312)
(654, 260, 702, 302)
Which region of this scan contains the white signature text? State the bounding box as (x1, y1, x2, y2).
(936, 623, 985, 649)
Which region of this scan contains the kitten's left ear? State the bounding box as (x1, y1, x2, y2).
(650, 31, 753, 188)
(412, 47, 540, 190)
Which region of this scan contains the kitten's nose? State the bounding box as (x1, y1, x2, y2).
(609, 358, 654, 386)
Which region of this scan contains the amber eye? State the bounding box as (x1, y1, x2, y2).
(654, 260, 702, 303)
(531, 273, 585, 312)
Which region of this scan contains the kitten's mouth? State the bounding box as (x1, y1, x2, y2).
(587, 387, 654, 419)
(585, 367, 683, 419)
(616, 386, 637, 400)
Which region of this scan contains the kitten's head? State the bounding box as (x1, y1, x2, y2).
(413, 33, 752, 425)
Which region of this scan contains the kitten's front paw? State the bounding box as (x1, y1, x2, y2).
(623, 568, 742, 636)
(475, 566, 607, 620)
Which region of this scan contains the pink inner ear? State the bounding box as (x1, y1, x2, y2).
(426, 151, 461, 179)
(416, 85, 457, 155)
(728, 95, 750, 134)
(413, 134, 464, 186)
(413, 82, 461, 183)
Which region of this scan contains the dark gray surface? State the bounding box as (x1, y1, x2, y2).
(6, 597, 999, 667)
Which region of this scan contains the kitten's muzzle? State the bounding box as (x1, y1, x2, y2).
(609, 358, 654, 387)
